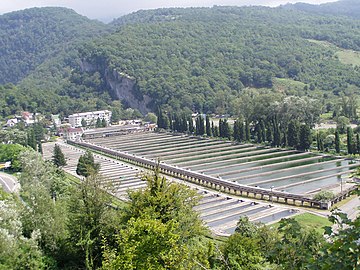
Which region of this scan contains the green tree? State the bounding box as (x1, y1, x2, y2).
(95, 117, 102, 128)
(18, 150, 68, 260)
(195, 115, 205, 136)
(336, 116, 350, 134)
(188, 117, 194, 133)
(81, 118, 87, 127)
(0, 129, 27, 145)
(0, 198, 46, 269)
(52, 144, 67, 167)
(67, 172, 112, 270)
(101, 118, 107, 128)
(335, 129, 341, 154)
(205, 115, 211, 136)
(313, 190, 335, 202)
(103, 164, 207, 269)
(102, 217, 189, 270)
(76, 151, 100, 177)
(273, 218, 324, 270)
(0, 144, 26, 171)
(310, 211, 360, 270)
(27, 129, 37, 150)
(221, 233, 266, 270)
(347, 127, 354, 154)
(144, 112, 157, 123)
(37, 142, 43, 154)
(287, 120, 299, 148)
(33, 123, 44, 143)
(298, 124, 312, 151)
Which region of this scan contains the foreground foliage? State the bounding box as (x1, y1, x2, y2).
(0, 147, 359, 269)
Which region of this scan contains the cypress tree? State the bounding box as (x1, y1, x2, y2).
(356, 133, 360, 154)
(156, 107, 169, 129)
(282, 131, 287, 147)
(245, 121, 250, 141)
(287, 120, 299, 148)
(239, 122, 245, 142)
(272, 117, 281, 147)
(205, 115, 211, 136)
(182, 115, 188, 132)
(319, 137, 324, 152)
(347, 127, 353, 154)
(256, 123, 262, 143)
(162, 114, 170, 130)
(201, 116, 205, 135)
(223, 119, 231, 140)
(335, 129, 340, 154)
(211, 121, 215, 137)
(266, 122, 273, 143)
(260, 120, 266, 143)
(218, 119, 223, 137)
(298, 124, 312, 151)
(214, 125, 219, 137)
(195, 115, 205, 136)
(188, 117, 194, 133)
(233, 120, 239, 142)
(173, 114, 179, 131)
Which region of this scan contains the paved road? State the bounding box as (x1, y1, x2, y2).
(0, 172, 19, 193)
(339, 196, 360, 220)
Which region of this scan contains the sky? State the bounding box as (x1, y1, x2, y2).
(0, 0, 338, 22)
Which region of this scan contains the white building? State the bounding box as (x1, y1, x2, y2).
(68, 110, 112, 128)
(58, 127, 84, 141)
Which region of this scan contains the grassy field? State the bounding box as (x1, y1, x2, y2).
(269, 213, 332, 235)
(335, 50, 360, 66)
(307, 39, 333, 48)
(307, 38, 360, 67)
(272, 78, 307, 94)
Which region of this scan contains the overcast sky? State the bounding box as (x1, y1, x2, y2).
(0, 0, 338, 22)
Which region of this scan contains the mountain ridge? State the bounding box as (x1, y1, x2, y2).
(0, 3, 359, 118)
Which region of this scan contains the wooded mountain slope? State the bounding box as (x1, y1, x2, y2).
(0, 7, 108, 84)
(1, 3, 360, 117)
(79, 6, 360, 113)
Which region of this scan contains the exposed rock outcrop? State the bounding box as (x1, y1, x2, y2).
(80, 60, 152, 114)
(105, 69, 152, 115)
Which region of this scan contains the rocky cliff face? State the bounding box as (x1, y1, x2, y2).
(105, 69, 152, 114)
(80, 60, 152, 114)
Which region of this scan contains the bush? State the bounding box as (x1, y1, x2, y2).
(313, 191, 335, 202)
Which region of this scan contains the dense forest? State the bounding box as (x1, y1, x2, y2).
(0, 7, 109, 84)
(0, 1, 359, 120)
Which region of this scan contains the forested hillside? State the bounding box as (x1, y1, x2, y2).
(1, 3, 360, 118)
(79, 6, 360, 113)
(0, 7, 108, 84)
(285, 0, 360, 18)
